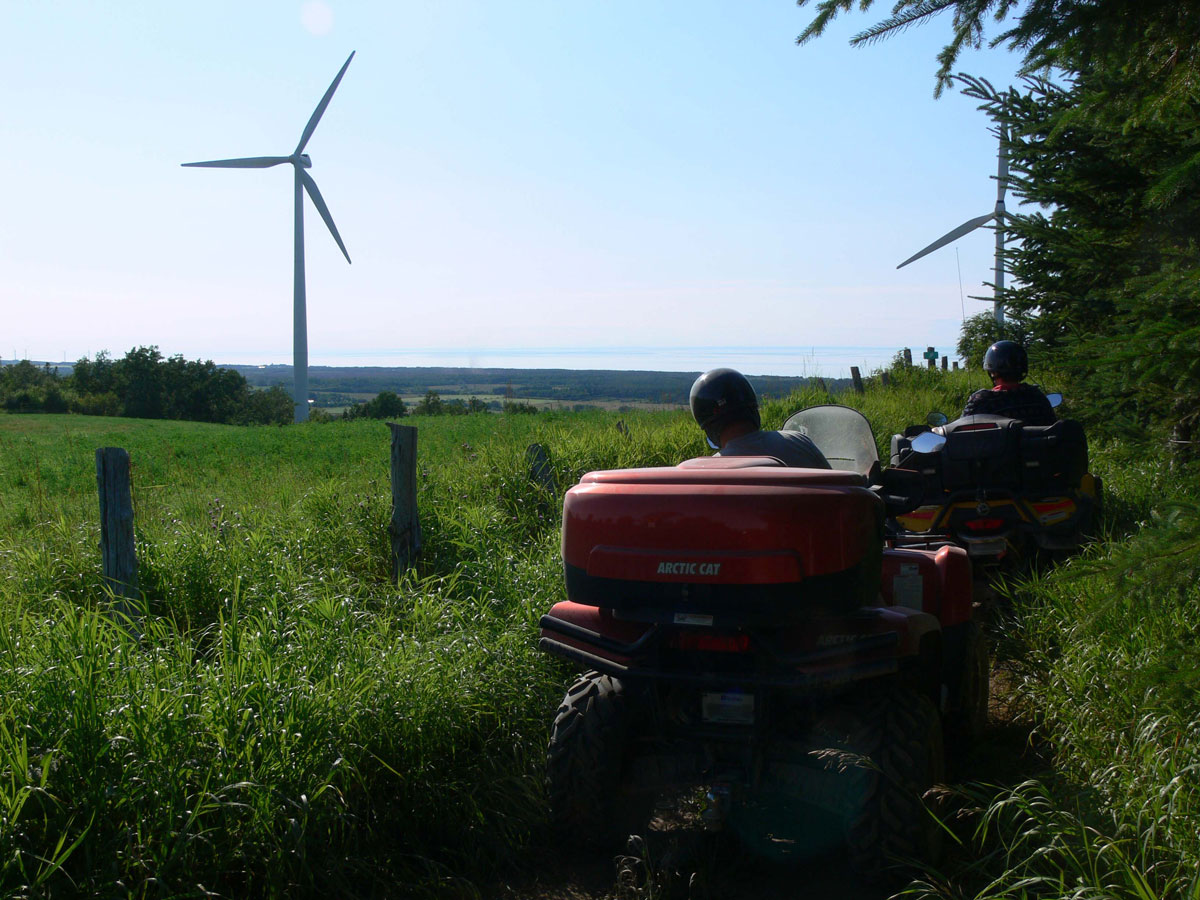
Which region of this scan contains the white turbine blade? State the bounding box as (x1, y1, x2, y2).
(181, 156, 291, 168)
(896, 211, 995, 269)
(295, 51, 355, 155)
(300, 170, 351, 264)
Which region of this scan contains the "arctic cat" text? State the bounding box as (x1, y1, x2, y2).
(656, 561, 722, 576)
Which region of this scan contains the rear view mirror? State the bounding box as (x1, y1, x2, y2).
(926, 411, 949, 426)
(910, 431, 946, 454)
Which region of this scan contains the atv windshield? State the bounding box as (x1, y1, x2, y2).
(782, 405, 879, 477)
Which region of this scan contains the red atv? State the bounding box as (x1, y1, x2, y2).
(539, 406, 987, 879)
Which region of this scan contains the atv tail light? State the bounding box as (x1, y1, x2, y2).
(957, 422, 1000, 431)
(669, 631, 752, 653)
(964, 517, 1005, 531)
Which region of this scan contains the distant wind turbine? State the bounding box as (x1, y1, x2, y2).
(183, 52, 355, 423)
(897, 127, 1009, 325)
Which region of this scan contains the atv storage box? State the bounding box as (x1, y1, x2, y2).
(893, 416, 1089, 501)
(561, 457, 883, 619)
(1019, 419, 1089, 493)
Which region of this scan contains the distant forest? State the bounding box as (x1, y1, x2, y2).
(231, 364, 847, 407)
(1, 353, 849, 423)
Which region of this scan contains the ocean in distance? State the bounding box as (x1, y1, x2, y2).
(292, 346, 908, 379)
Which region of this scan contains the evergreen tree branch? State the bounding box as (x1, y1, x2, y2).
(847, 1, 959, 47)
(795, 0, 864, 46)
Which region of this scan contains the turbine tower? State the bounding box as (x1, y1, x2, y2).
(897, 127, 1009, 325)
(184, 52, 355, 422)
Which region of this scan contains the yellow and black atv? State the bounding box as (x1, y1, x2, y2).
(887, 395, 1101, 568)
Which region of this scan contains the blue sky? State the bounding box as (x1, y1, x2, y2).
(2, 1, 1023, 376)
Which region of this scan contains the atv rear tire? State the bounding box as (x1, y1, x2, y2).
(546, 671, 651, 850)
(814, 687, 944, 883)
(945, 621, 989, 753)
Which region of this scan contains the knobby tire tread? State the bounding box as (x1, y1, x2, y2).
(946, 622, 989, 753)
(546, 671, 647, 850)
(842, 687, 944, 883)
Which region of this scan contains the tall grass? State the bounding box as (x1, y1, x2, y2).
(4, 369, 1180, 899)
(0, 410, 703, 897)
(904, 442, 1200, 899)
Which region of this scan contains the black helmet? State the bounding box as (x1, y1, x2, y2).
(982, 340, 1028, 381)
(690, 368, 760, 446)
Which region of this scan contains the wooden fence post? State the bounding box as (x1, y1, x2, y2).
(953, 361, 960, 371)
(96, 447, 139, 618)
(941, 356, 948, 370)
(902, 348, 912, 367)
(526, 443, 555, 495)
(388, 423, 420, 582)
(850, 366, 864, 394)
(880, 371, 891, 388)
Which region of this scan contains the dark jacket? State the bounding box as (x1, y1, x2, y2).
(963, 382, 1056, 425)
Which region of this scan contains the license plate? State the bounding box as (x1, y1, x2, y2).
(965, 537, 1008, 558)
(702, 690, 755, 725)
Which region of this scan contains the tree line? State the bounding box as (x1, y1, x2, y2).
(1, 351, 561, 424)
(334, 390, 539, 420)
(0, 348, 293, 425)
(232, 364, 841, 407)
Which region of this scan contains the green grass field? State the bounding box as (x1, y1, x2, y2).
(1, 371, 1195, 899)
(0, 406, 704, 898)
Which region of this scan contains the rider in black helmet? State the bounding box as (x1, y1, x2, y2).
(690, 368, 830, 468)
(962, 340, 1056, 425)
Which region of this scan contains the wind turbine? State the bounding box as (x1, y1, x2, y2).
(183, 52, 355, 423)
(897, 127, 1009, 325)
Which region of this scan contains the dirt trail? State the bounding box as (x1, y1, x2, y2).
(487, 664, 1042, 900)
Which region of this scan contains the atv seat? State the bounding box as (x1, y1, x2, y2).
(678, 455, 785, 469)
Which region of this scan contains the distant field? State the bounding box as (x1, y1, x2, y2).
(316, 391, 681, 413)
(232, 363, 848, 407)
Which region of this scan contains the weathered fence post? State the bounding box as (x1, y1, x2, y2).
(850, 366, 864, 394)
(96, 447, 139, 618)
(880, 371, 891, 388)
(388, 423, 420, 582)
(902, 348, 912, 367)
(526, 443, 555, 495)
(953, 361, 960, 371)
(941, 356, 948, 370)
